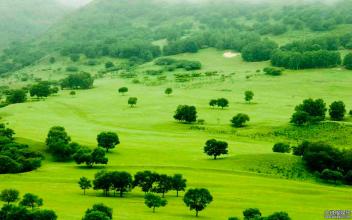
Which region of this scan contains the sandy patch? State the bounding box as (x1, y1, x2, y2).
(223, 51, 239, 58)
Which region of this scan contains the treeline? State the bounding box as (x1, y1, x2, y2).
(0, 124, 43, 174)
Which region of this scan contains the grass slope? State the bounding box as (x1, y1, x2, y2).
(0, 49, 351, 219)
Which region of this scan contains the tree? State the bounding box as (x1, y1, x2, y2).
(243, 208, 262, 220)
(272, 143, 291, 153)
(97, 132, 120, 152)
(70, 54, 80, 62)
(30, 209, 57, 220)
(61, 72, 94, 89)
(118, 87, 128, 95)
(110, 171, 133, 197)
(78, 177, 92, 195)
(267, 211, 291, 220)
(128, 97, 138, 107)
(93, 171, 113, 197)
(217, 98, 229, 109)
(105, 61, 114, 69)
(345, 170, 352, 185)
(133, 171, 160, 193)
(320, 169, 343, 183)
(6, 89, 27, 104)
(242, 40, 278, 62)
(174, 105, 197, 123)
(70, 91, 76, 96)
(291, 98, 327, 125)
(89, 148, 108, 167)
(152, 174, 173, 198)
(0, 204, 30, 220)
(144, 193, 167, 213)
(0, 189, 19, 205)
(209, 99, 217, 108)
(244, 91, 254, 103)
(83, 203, 112, 220)
(165, 88, 173, 96)
(45, 126, 77, 161)
(29, 82, 51, 99)
(231, 113, 250, 127)
(19, 193, 43, 210)
(204, 139, 228, 160)
(343, 53, 352, 70)
(184, 188, 213, 217)
(171, 174, 187, 197)
(329, 101, 346, 121)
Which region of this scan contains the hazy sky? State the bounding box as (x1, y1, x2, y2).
(57, 0, 92, 8)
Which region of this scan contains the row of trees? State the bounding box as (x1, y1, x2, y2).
(0, 124, 43, 174)
(0, 189, 57, 220)
(291, 99, 350, 126)
(229, 208, 291, 220)
(45, 126, 119, 164)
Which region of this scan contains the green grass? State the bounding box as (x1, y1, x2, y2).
(0, 48, 351, 219)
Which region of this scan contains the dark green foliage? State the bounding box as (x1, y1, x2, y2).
(128, 97, 138, 107)
(183, 188, 213, 217)
(0, 189, 19, 205)
(70, 91, 76, 96)
(272, 143, 291, 153)
(97, 132, 120, 152)
(152, 174, 173, 198)
(118, 87, 128, 95)
(105, 61, 114, 69)
(174, 105, 197, 123)
(0, 204, 30, 220)
(242, 40, 278, 62)
(29, 81, 51, 99)
(155, 58, 201, 71)
(83, 204, 112, 220)
(133, 170, 160, 193)
(78, 177, 92, 195)
(19, 193, 43, 210)
(70, 54, 80, 62)
(46, 126, 78, 161)
(204, 139, 229, 160)
(271, 50, 341, 70)
(61, 72, 94, 90)
(243, 208, 262, 220)
(292, 141, 310, 156)
(343, 53, 352, 69)
(0, 124, 43, 173)
(267, 212, 291, 220)
(320, 169, 343, 183)
(144, 193, 167, 213)
(30, 209, 57, 220)
(209, 99, 217, 108)
(65, 66, 79, 72)
(73, 147, 108, 167)
(93, 170, 132, 197)
(244, 91, 254, 102)
(171, 174, 187, 197)
(345, 170, 352, 185)
(228, 217, 240, 220)
(6, 89, 27, 104)
(291, 98, 327, 125)
(165, 88, 173, 96)
(217, 98, 229, 109)
(329, 101, 346, 121)
(263, 67, 284, 76)
(231, 113, 250, 127)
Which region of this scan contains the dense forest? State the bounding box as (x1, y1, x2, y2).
(1, 0, 352, 74)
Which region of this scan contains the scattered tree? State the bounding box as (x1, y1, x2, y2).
(144, 193, 167, 213)
(204, 139, 228, 160)
(29, 82, 51, 99)
(231, 113, 250, 127)
(329, 101, 346, 121)
(244, 91, 254, 103)
(217, 98, 229, 109)
(133, 171, 160, 193)
(61, 72, 94, 90)
(209, 99, 217, 108)
(78, 177, 92, 195)
(183, 188, 213, 217)
(291, 98, 327, 125)
(19, 193, 43, 210)
(174, 105, 197, 123)
(243, 208, 262, 220)
(83, 203, 112, 220)
(171, 174, 187, 197)
(267, 211, 291, 220)
(0, 189, 19, 205)
(272, 143, 291, 153)
(118, 87, 128, 95)
(110, 171, 133, 197)
(97, 132, 120, 152)
(6, 89, 27, 104)
(152, 174, 173, 198)
(165, 88, 173, 96)
(128, 97, 138, 107)
(73, 147, 108, 168)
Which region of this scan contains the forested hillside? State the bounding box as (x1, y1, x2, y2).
(0, 0, 71, 50)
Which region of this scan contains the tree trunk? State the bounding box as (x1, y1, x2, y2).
(84, 189, 86, 195)
(214, 155, 217, 160)
(153, 207, 156, 213)
(120, 190, 123, 197)
(176, 190, 179, 197)
(196, 210, 199, 217)
(162, 191, 165, 198)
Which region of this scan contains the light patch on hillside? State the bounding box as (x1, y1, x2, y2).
(223, 51, 239, 58)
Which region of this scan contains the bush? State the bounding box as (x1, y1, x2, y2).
(65, 66, 79, 72)
(263, 67, 284, 76)
(291, 98, 327, 125)
(343, 53, 352, 70)
(231, 113, 250, 127)
(6, 89, 27, 104)
(329, 101, 346, 121)
(174, 105, 197, 123)
(267, 211, 291, 220)
(320, 169, 343, 183)
(272, 143, 291, 153)
(61, 72, 94, 90)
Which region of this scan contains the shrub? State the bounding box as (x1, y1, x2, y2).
(329, 101, 346, 121)
(343, 53, 352, 70)
(291, 98, 327, 125)
(272, 143, 291, 153)
(65, 66, 79, 72)
(231, 113, 250, 127)
(174, 105, 197, 123)
(263, 67, 284, 76)
(320, 169, 343, 183)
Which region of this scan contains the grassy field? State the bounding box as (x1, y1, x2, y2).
(0, 48, 351, 219)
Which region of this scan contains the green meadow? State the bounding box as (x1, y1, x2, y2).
(0, 48, 351, 219)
